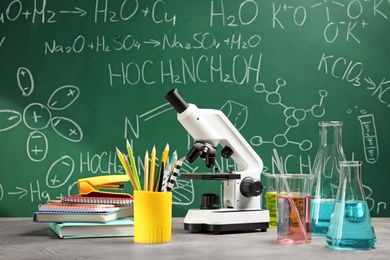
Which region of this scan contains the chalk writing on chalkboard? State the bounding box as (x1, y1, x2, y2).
(0, 0, 389, 218)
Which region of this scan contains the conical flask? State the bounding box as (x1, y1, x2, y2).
(311, 121, 346, 235)
(326, 161, 376, 249)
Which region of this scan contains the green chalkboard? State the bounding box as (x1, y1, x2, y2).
(1, 0, 389, 218)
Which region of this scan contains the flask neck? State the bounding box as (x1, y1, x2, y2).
(337, 161, 365, 201)
(319, 121, 343, 146)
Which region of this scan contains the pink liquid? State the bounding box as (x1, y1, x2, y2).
(277, 195, 311, 244)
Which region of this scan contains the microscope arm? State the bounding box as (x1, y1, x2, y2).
(166, 89, 264, 209)
(197, 108, 263, 179)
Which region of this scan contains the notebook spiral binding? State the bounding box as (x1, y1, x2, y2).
(61, 195, 134, 206)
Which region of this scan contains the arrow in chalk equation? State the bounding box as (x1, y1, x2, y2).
(143, 39, 160, 47)
(59, 7, 87, 17)
(8, 187, 28, 199)
(0, 37, 5, 48)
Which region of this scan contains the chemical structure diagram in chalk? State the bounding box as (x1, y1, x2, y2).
(0, 67, 83, 162)
(250, 78, 328, 151)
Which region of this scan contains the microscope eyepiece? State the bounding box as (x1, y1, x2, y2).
(165, 88, 189, 114)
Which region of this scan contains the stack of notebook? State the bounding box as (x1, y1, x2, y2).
(33, 195, 134, 239)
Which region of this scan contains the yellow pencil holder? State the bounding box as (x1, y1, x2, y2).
(134, 190, 172, 244)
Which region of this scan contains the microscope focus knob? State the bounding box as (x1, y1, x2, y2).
(200, 193, 220, 209)
(221, 146, 234, 158)
(240, 177, 263, 197)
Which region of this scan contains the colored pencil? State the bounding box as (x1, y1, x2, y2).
(121, 152, 140, 191)
(126, 139, 141, 190)
(169, 150, 177, 172)
(149, 146, 156, 191)
(155, 161, 165, 192)
(155, 143, 169, 191)
(161, 143, 170, 165)
(143, 150, 149, 191)
(115, 147, 137, 190)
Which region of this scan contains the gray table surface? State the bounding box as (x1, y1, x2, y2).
(0, 217, 389, 260)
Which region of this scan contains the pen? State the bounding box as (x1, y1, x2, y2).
(161, 160, 171, 192)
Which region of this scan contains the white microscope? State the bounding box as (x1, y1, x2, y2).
(165, 89, 269, 234)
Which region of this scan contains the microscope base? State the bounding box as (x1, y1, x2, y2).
(183, 208, 270, 234)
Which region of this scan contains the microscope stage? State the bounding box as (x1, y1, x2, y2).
(183, 208, 270, 234)
(181, 173, 241, 180)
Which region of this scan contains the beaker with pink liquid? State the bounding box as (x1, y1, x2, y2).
(277, 174, 313, 244)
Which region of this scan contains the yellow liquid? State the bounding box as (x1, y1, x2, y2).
(266, 191, 277, 227)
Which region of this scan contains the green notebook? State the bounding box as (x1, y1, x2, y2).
(49, 218, 134, 239)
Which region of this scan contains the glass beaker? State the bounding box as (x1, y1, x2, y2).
(311, 121, 346, 236)
(326, 161, 376, 250)
(277, 174, 313, 244)
(263, 173, 279, 227)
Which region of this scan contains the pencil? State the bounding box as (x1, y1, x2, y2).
(121, 152, 139, 191)
(115, 147, 137, 190)
(166, 159, 183, 192)
(155, 161, 164, 192)
(169, 150, 177, 172)
(161, 143, 170, 165)
(144, 150, 149, 191)
(149, 146, 156, 191)
(126, 139, 141, 191)
(155, 143, 169, 191)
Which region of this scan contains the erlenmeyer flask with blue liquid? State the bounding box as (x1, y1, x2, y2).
(326, 161, 376, 250)
(311, 121, 346, 235)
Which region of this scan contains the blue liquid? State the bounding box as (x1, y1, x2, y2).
(326, 201, 376, 249)
(311, 199, 334, 235)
